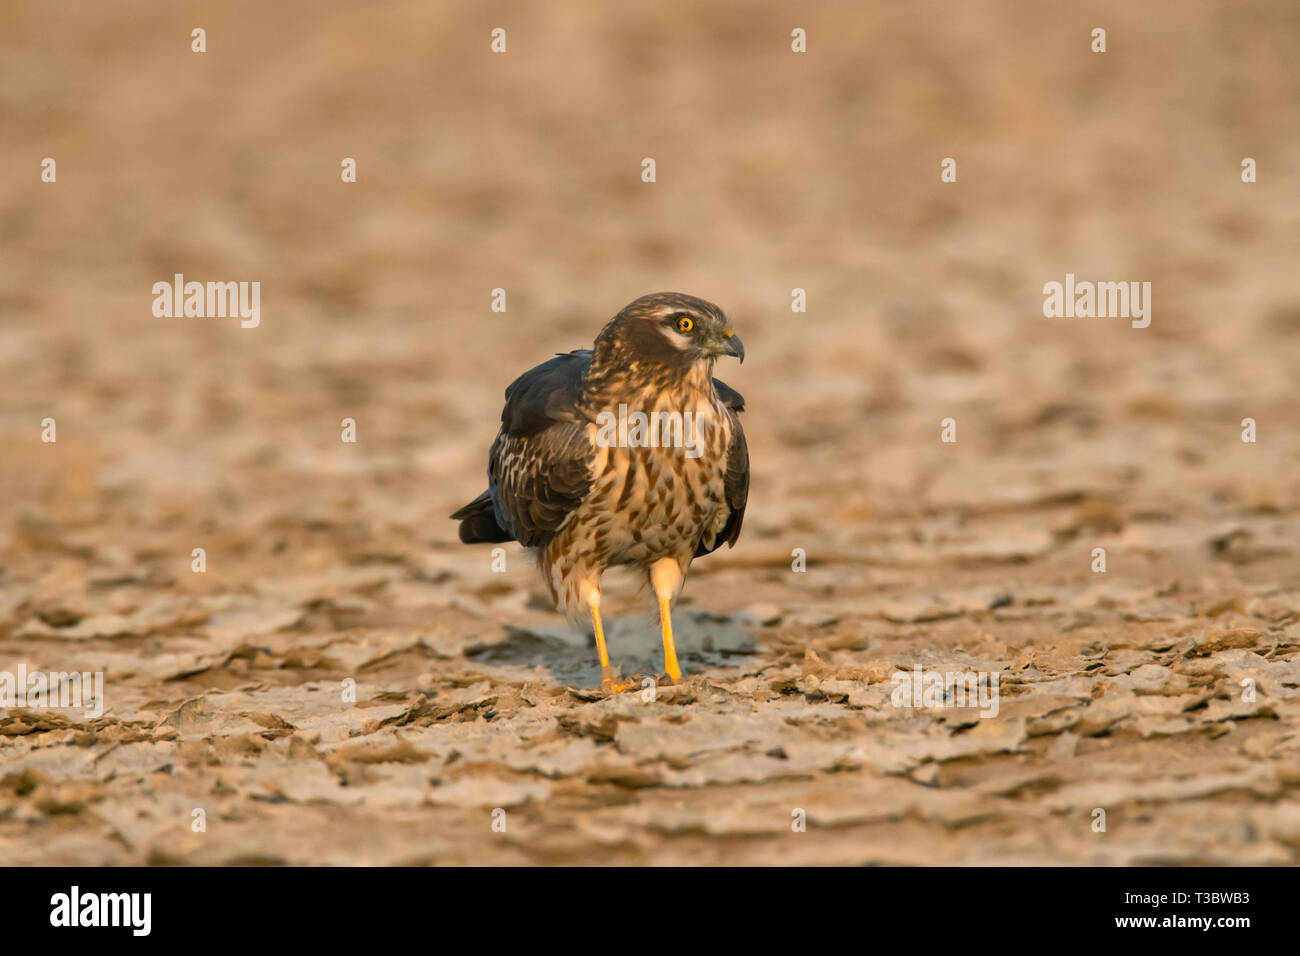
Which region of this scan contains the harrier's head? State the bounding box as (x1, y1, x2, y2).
(594, 292, 744, 371)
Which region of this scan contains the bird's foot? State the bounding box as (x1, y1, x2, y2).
(599, 666, 637, 694)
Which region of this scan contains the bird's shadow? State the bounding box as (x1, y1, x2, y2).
(467, 610, 757, 688)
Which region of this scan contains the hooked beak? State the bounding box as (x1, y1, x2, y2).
(719, 328, 745, 364)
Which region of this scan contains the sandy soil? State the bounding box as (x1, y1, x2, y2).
(1, 1, 1299, 864)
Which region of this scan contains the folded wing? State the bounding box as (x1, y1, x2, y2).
(478, 350, 595, 548)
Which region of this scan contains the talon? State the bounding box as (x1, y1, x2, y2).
(599, 666, 635, 693)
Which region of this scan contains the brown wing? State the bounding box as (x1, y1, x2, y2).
(484, 351, 595, 548)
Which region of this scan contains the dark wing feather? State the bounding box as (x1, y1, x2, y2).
(485, 351, 595, 548)
(500, 350, 592, 437)
(712, 378, 745, 412)
(449, 490, 514, 543)
(696, 379, 749, 557)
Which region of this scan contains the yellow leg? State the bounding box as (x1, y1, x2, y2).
(587, 587, 632, 691)
(649, 558, 685, 683)
(657, 595, 682, 683)
(590, 596, 617, 687)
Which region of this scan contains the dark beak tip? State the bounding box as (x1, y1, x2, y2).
(728, 335, 746, 364)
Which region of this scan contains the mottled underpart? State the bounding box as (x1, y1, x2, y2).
(542, 364, 732, 620)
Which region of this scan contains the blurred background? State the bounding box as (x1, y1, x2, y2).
(1, 1, 1298, 865)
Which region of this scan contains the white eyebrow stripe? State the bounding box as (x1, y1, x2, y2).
(656, 324, 692, 350)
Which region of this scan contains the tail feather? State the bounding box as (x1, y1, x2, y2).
(450, 491, 514, 544)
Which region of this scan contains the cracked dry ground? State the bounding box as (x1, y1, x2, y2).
(3, 0, 1300, 864)
(3, 438, 1299, 864)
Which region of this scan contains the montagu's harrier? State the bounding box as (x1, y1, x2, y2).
(452, 292, 749, 688)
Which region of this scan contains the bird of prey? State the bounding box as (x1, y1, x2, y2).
(451, 292, 749, 688)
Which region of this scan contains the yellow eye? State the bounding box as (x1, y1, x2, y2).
(676, 316, 694, 333)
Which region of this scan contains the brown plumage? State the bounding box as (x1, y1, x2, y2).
(451, 292, 749, 686)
